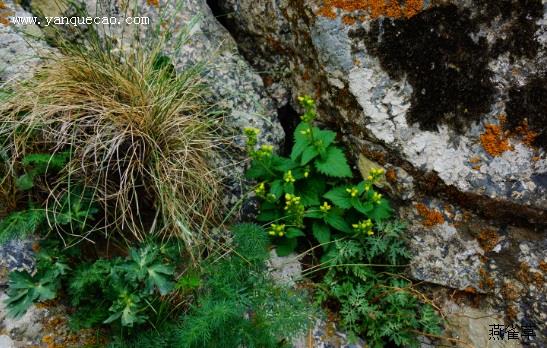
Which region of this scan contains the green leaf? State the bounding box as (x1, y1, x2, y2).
(269, 180, 284, 199)
(369, 199, 392, 221)
(275, 238, 297, 257)
(297, 177, 325, 206)
(313, 128, 337, 156)
(5, 271, 59, 318)
(314, 146, 352, 178)
(246, 160, 270, 180)
(324, 211, 352, 233)
(304, 209, 323, 218)
(312, 222, 331, 245)
(256, 209, 282, 222)
(145, 263, 175, 295)
(291, 123, 312, 160)
(324, 186, 352, 209)
(353, 199, 374, 214)
(286, 227, 305, 238)
(301, 146, 319, 165)
(104, 292, 146, 327)
(271, 156, 297, 172)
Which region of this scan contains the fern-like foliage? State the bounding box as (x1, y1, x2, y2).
(316, 221, 442, 347)
(110, 224, 314, 348)
(0, 208, 46, 244)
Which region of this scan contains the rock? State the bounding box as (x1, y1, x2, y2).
(444, 301, 523, 348)
(210, 0, 546, 345)
(267, 250, 302, 286)
(0, 335, 15, 348)
(0, 0, 50, 83)
(0, 293, 45, 345)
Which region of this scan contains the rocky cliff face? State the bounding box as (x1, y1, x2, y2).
(1, 0, 546, 346)
(210, 0, 546, 345)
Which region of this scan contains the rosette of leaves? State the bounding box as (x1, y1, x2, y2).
(244, 96, 392, 256)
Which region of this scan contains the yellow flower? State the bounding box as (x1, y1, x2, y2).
(372, 192, 382, 204)
(244, 127, 260, 137)
(320, 201, 331, 213)
(268, 223, 286, 237)
(284, 170, 296, 183)
(346, 187, 358, 197)
(352, 219, 374, 235)
(255, 182, 266, 197)
(300, 128, 312, 136)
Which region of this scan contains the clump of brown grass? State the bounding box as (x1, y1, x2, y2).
(0, 30, 225, 250)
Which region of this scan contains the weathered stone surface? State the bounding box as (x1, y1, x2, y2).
(210, 0, 546, 345)
(0, 0, 50, 83)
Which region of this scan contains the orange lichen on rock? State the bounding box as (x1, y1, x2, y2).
(479, 267, 495, 289)
(501, 282, 520, 301)
(415, 203, 444, 226)
(512, 120, 539, 147)
(480, 123, 513, 157)
(318, 0, 424, 21)
(0, 0, 14, 26)
(385, 167, 397, 183)
(477, 228, 499, 252)
(342, 15, 356, 25)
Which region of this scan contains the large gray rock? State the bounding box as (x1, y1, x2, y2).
(211, 0, 546, 345)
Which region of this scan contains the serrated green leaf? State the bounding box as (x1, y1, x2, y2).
(314, 146, 352, 178)
(301, 146, 319, 165)
(245, 160, 270, 180)
(324, 186, 352, 209)
(297, 177, 325, 206)
(312, 222, 331, 246)
(271, 156, 297, 172)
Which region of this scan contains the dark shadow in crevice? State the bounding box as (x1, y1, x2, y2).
(277, 103, 300, 157)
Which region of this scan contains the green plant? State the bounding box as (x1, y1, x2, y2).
(244, 96, 392, 256)
(245, 97, 442, 346)
(314, 221, 442, 347)
(0, 9, 225, 250)
(4, 240, 180, 330)
(4, 241, 69, 317)
(15, 152, 70, 191)
(108, 224, 314, 348)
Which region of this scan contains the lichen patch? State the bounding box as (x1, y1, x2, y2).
(318, 0, 424, 21)
(415, 203, 445, 226)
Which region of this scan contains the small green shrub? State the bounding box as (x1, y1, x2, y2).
(244, 95, 391, 256)
(4, 240, 179, 330)
(314, 221, 442, 347)
(109, 223, 314, 348)
(245, 96, 442, 346)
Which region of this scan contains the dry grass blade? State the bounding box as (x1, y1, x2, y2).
(0, 35, 225, 253)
